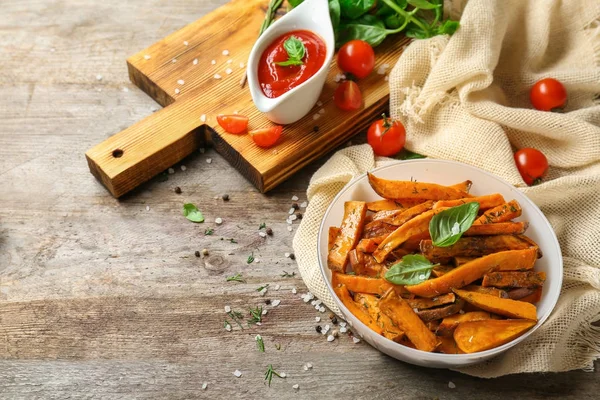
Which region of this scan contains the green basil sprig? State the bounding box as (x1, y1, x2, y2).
(183, 203, 205, 223)
(384, 254, 438, 285)
(275, 36, 306, 66)
(429, 202, 479, 247)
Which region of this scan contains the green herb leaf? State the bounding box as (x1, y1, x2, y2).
(247, 252, 255, 264)
(384, 254, 438, 285)
(339, 0, 376, 20)
(436, 19, 460, 35)
(429, 202, 480, 247)
(248, 306, 263, 326)
(288, 0, 304, 7)
(259, 222, 267, 230)
(407, 0, 440, 10)
(229, 238, 237, 244)
(256, 334, 265, 352)
(226, 273, 245, 283)
(257, 284, 270, 292)
(264, 364, 282, 386)
(396, 148, 426, 160)
(329, 0, 341, 30)
(280, 271, 296, 278)
(183, 203, 204, 223)
(204, 227, 214, 235)
(337, 16, 388, 48)
(275, 36, 306, 66)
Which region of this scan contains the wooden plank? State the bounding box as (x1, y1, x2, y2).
(86, 0, 410, 197)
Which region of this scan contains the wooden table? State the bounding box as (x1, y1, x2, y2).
(0, 1, 597, 398)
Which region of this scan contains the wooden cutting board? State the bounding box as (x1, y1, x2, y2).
(85, 0, 410, 197)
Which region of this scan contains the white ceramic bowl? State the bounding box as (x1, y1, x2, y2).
(247, 0, 335, 125)
(318, 160, 562, 368)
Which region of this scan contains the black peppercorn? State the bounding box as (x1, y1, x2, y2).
(296, 213, 303, 219)
(194, 251, 200, 257)
(313, 126, 319, 132)
(174, 187, 182, 194)
(332, 316, 338, 325)
(265, 299, 271, 305)
(315, 325, 322, 333)
(222, 194, 230, 201)
(266, 227, 273, 236)
(292, 203, 299, 210)
(289, 253, 295, 260)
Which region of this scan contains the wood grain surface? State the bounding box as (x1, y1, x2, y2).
(0, 0, 598, 399)
(85, 0, 409, 197)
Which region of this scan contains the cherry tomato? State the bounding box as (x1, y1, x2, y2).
(333, 80, 362, 111)
(530, 78, 567, 111)
(249, 126, 282, 148)
(217, 114, 249, 134)
(337, 40, 375, 79)
(367, 114, 406, 156)
(514, 148, 548, 185)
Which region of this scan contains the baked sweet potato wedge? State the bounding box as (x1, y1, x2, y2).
(463, 222, 529, 236)
(355, 293, 404, 341)
(518, 287, 543, 304)
(449, 180, 473, 193)
(482, 271, 546, 289)
(436, 311, 493, 337)
(367, 199, 405, 212)
(373, 208, 449, 263)
(453, 289, 537, 320)
(334, 284, 383, 334)
(431, 264, 455, 277)
(405, 248, 538, 298)
(416, 299, 465, 322)
(367, 173, 471, 201)
(434, 194, 505, 210)
(380, 201, 434, 226)
(328, 227, 340, 252)
(407, 293, 456, 310)
(328, 201, 368, 272)
(473, 200, 522, 225)
(331, 273, 394, 295)
(356, 238, 379, 254)
(437, 336, 465, 354)
(453, 256, 476, 267)
(379, 290, 439, 352)
(454, 319, 536, 353)
(420, 235, 535, 260)
(463, 285, 508, 298)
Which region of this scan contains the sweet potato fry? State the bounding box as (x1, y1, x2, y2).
(432, 264, 454, 277)
(400, 232, 431, 252)
(380, 201, 434, 226)
(373, 208, 449, 263)
(420, 235, 535, 260)
(426, 320, 441, 332)
(372, 209, 403, 221)
(454, 319, 536, 353)
(328, 227, 340, 252)
(366, 199, 405, 212)
(334, 284, 383, 334)
(363, 221, 397, 240)
(434, 194, 505, 210)
(463, 222, 529, 236)
(328, 201, 368, 272)
(518, 287, 543, 304)
(463, 285, 508, 298)
(407, 293, 456, 310)
(356, 238, 379, 254)
(379, 290, 439, 352)
(453, 256, 476, 267)
(332, 273, 394, 295)
(416, 300, 465, 322)
(349, 250, 382, 277)
(453, 289, 537, 320)
(473, 200, 522, 225)
(437, 336, 465, 354)
(436, 311, 493, 337)
(449, 180, 473, 193)
(405, 249, 538, 298)
(367, 173, 471, 201)
(355, 293, 404, 341)
(482, 271, 546, 289)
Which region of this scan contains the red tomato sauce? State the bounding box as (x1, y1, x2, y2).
(258, 30, 326, 99)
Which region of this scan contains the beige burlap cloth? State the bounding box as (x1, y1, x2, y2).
(293, 0, 600, 377)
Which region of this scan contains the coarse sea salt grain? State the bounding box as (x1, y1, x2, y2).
(315, 316, 321, 322)
(254, 259, 260, 263)
(200, 114, 206, 122)
(172, 58, 177, 63)
(323, 324, 330, 334)
(300, 201, 307, 208)
(222, 50, 230, 56)
(240, 62, 245, 68)
(291, 287, 297, 294)
(180, 165, 186, 171)
(146, 206, 150, 211)
(259, 231, 267, 238)
(211, 60, 216, 65)
(352, 337, 361, 344)
(287, 226, 293, 232)
(262, 309, 268, 315)
(293, 384, 299, 391)
(193, 58, 199, 65)
(327, 335, 335, 342)
(224, 305, 231, 313)
(96, 74, 103, 81)
(183, 41, 189, 46)
(272, 299, 281, 307)
(306, 362, 312, 369)
(289, 214, 297, 221)
(174, 88, 180, 94)
(311, 300, 317, 306)
(319, 307, 326, 313)
(215, 217, 223, 225)
(292, 195, 299, 201)
(177, 79, 185, 85)
(285, 252, 291, 258)
(206, 158, 212, 164)
(288, 207, 295, 215)
(274, 284, 281, 291)
(225, 68, 233, 74)
(214, 74, 222, 79)
(144, 54, 151, 60)
(233, 370, 242, 378)
(202, 383, 208, 390)
(122, 87, 129, 92)
(339, 326, 347, 333)
(448, 382, 456, 389)
(225, 324, 231, 332)
(168, 168, 175, 174)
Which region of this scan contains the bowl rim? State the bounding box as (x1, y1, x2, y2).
(317, 158, 563, 361)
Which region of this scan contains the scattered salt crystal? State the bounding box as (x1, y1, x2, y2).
(292, 287, 297, 294)
(259, 288, 267, 296)
(200, 114, 207, 122)
(146, 206, 150, 211)
(274, 285, 281, 291)
(225, 68, 233, 74)
(96, 88, 102, 92)
(183, 41, 189, 46)
(122, 87, 129, 92)
(177, 79, 185, 85)
(352, 337, 361, 344)
(319, 108, 325, 114)
(293, 384, 299, 391)
(239, 62, 245, 68)
(255, 322, 262, 326)
(193, 58, 198, 65)
(313, 114, 320, 120)
(180, 165, 187, 171)
(317, 101, 323, 106)
(315, 300, 322, 306)
(254, 259, 260, 263)
(206, 158, 212, 164)
(303, 296, 311, 303)
(222, 50, 229, 56)
(202, 383, 208, 390)
(150, 106, 158, 112)
(259, 231, 267, 238)
(280, 372, 287, 378)
(174, 88, 180, 94)
(168, 168, 175, 174)
(290, 214, 298, 221)
(172, 58, 177, 63)
(285, 252, 291, 258)
(96, 74, 103, 81)
(215, 217, 223, 225)
(233, 370, 242, 378)
(448, 382, 456, 389)
(287, 226, 293, 232)
(319, 307, 326, 313)
(315, 316, 321, 322)
(272, 299, 281, 307)
(327, 335, 335, 342)
(340, 326, 347, 333)
(292, 195, 299, 201)
(211, 60, 216, 65)
(323, 324, 330, 334)
(300, 201, 307, 208)
(224, 305, 231, 313)
(311, 300, 317, 306)
(144, 54, 151, 60)
(227, 60, 232, 64)
(262, 309, 268, 315)
(225, 325, 232, 332)
(288, 207, 295, 215)
(306, 362, 312, 369)
(214, 74, 222, 79)
(303, 364, 308, 371)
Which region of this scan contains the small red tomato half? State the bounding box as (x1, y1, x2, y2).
(514, 148, 548, 185)
(530, 78, 567, 111)
(249, 126, 282, 148)
(217, 114, 249, 134)
(334, 80, 362, 111)
(367, 114, 406, 156)
(337, 40, 375, 79)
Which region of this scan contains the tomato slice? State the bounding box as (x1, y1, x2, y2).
(217, 114, 249, 134)
(249, 126, 283, 148)
(333, 80, 362, 111)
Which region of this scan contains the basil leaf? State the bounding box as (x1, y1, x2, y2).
(384, 14, 404, 29)
(337, 15, 388, 47)
(339, 0, 376, 20)
(274, 59, 304, 66)
(396, 148, 426, 160)
(329, 0, 341, 30)
(407, 0, 439, 10)
(429, 202, 480, 247)
(437, 19, 460, 35)
(283, 36, 305, 61)
(288, 0, 304, 7)
(384, 254, 438, 285)
(183, 203, 205, 223)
